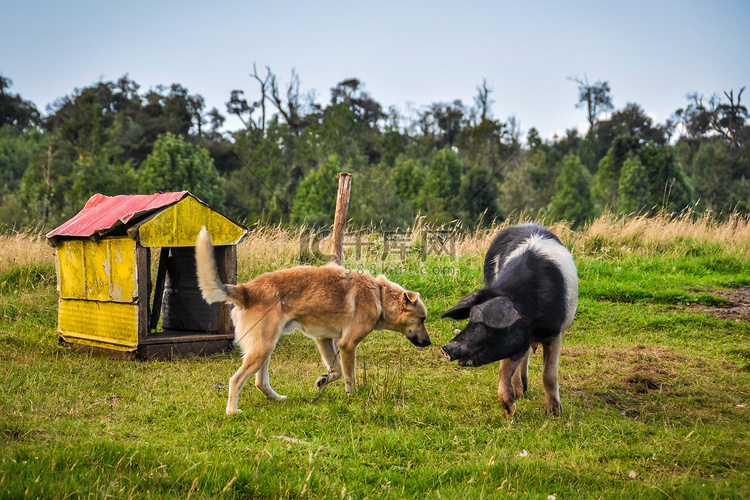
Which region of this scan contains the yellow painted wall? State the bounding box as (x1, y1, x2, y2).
(56, 238, 138, 302)
(57, 299, 139, 351)
(137, 196, 245, 247)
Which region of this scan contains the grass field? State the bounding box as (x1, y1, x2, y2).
(1, 214, 749, 499)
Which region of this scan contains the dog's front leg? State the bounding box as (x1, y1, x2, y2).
(337, 336, 361, 394)
(314, 338, 343, 389)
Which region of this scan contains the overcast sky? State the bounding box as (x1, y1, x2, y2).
(2, 0, 748, 140)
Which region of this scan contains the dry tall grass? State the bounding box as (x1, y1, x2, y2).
(571, 212, 750, 258)
(231, 214, 750, 270)
(2, 213, 749, 276)
(235, 224, 302, 274)
(0, 232, 55, 273)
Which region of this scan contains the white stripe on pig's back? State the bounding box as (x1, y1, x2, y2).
(496, 234, 578, 331)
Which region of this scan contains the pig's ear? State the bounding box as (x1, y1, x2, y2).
(441, 291, 482, 320)
(469, 296, 521, 329)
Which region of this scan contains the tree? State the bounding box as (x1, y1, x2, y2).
(138, 132, 224, 208)
(591, 133, 640, 210)
(459, 164, 501, 226)
(3, 136, 72, 227)
(570, 76, 614, 132)
(617, 155, 650, 214)
(224, 117, 292, 223)
(641, 142, 695, 213)
(0, 76, 40, 131)
(417, 148, 464, 223)
(496, 160, 536, 218)
(330, 78, 383, 129)
(550, 154, 595, 226)
(392, 155, 427, 202)
(350, 164, 412, 229)
(691, 140, 733, 212)
(66, 152, 138, 214)
(270, 69, 309, 135)
(0, 127, 43, 199)
(291, 154, 342, 226)
(473, 79, 494, 123)
(712, 87, 747, 149)
(595, 103, 668, 155)
(430, 100, 465, 148)
(673, 93, 712, 141)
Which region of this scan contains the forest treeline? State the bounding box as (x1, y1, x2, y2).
(0, 70, 748, 231)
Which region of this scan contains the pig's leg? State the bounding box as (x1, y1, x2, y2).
(498, 357, 524, 416)
(511, 347, 531, 398)
(542, 336, 563, 416)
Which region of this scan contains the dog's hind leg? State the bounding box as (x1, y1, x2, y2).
(511, 347, 531, 399)
(541, 336, 563, 416)
(255, 354, 287, 401)
(314, 338, 343, 390)
(226, 349, 273, 415)
(226, 314, 283, 415)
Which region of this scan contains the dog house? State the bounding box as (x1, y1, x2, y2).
(46, 191, 247, 360)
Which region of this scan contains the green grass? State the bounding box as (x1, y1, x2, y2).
(2, 232, 750, 499)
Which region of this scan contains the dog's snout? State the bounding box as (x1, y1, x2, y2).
(409, 336, 432, 348)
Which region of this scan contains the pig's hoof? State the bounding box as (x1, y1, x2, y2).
(546, 401, 562, 417)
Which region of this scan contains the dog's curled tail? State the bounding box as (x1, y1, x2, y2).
(195, 227, 242, 306)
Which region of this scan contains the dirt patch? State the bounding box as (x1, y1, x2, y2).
(564, 344, 706, 417)
(691, 286, 750, 322)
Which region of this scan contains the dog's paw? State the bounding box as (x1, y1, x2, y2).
(226, 408, 243, 416)
(315, 374, 330, 390)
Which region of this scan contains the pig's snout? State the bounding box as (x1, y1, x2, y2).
(441, 345, 452, 360)
(442, 341, 467, 362)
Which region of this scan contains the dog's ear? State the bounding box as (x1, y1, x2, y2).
(441, 291, 483, 320)
(469, 296, 521, 330)
(403, 290, 420, 304)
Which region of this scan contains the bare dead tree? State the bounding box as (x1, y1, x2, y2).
(474, 79, 494, 123)
(268, 69, 304, 136)
(251, 63, 272, 133)
(569, 75, 614, 133)
(710, 87, 746, 148)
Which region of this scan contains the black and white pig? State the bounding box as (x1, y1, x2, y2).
(441, 223, 578, 416)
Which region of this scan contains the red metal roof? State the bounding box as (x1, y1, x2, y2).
(46, 191, 191, 239)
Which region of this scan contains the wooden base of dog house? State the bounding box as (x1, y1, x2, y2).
(60, 330, 235, 361)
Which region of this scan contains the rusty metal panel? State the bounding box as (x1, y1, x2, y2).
(46, 191, 189, 240)
(57, 299, 139, 351)
(56, 238, 137, 302)
(137, 196, 246, 247)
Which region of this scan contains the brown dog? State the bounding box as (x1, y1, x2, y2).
(195, 228, 431, 415)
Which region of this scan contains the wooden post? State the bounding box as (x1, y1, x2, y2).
(331, 172, 353, 266)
